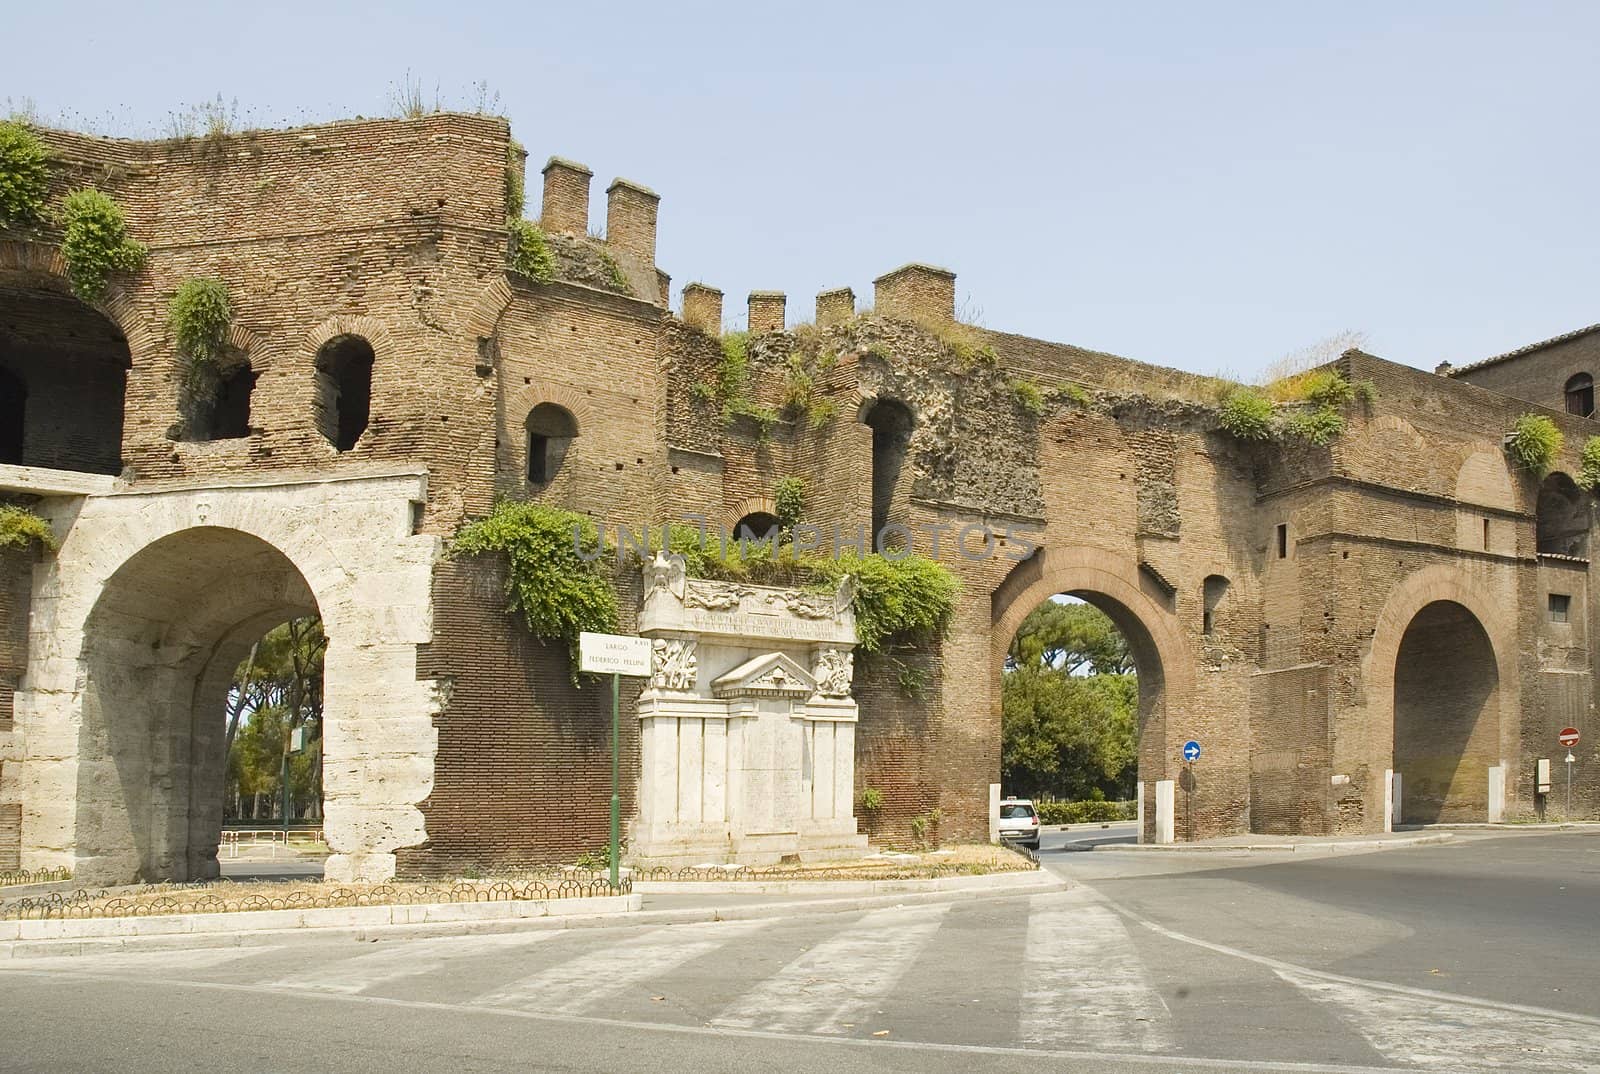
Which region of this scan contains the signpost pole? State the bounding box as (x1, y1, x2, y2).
(610, 671, 621, 891)
(1567, 753, 1575, 820)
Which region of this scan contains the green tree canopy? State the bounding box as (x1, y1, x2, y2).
(1002, 598, 1138, 801)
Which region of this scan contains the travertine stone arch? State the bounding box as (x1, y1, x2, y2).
(1363, 564, 1518, 823)
(13, 469, 441, 883)
(991, 545, 1197, 795)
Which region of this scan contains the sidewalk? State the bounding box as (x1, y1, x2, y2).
(1075, 830, 1456, 853)
(0, 867, 1064, 960)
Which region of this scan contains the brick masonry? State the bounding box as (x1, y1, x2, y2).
(1, 112, 1596, 881)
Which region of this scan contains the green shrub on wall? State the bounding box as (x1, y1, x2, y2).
(0, 120, 50, 228)
(57, 188, 147, 300)
(505, 139, 525, 219)
(773, 476, 806, 527)
(0, 505, 58, 552)
(167, 277, 232, 392)
(1506, 413, 1564, 475)
(507, 219, 554, 282)
(451, 501, 619, 664)
(1217, 387, 1275, 440)
(1580, 436, 1600, 492)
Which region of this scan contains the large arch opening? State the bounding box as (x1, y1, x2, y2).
(1000, 590, 1166, 845)
(1536, 472, 1589, 558)
(74, 527, 323, 883)
(1392, 599, 1500, 825)
(0, 283, 129, 474)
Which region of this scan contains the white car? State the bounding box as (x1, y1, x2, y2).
(997, 797, 1040, 850)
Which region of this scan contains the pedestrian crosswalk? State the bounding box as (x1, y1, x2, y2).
(2, 891, 1593, 1072)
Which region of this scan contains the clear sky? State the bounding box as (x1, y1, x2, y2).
(8, 1, 1597, 379)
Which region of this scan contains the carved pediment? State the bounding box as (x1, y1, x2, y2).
(711, 651, 815, 699)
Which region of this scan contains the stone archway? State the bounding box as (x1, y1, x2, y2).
(1365, 565, 1517, 828)
(12, 471, 441, 883)
(74, 528, 320, 882)
(991, 546, 1196, 841)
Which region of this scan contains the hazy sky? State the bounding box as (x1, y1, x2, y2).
(8, 1, 1596, 378)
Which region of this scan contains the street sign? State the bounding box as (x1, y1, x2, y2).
(1558, 727, 1580, 748)
(1182, 740, 1202, 762)
(579, 632, 652, 677)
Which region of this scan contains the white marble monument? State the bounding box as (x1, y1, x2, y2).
(631, 553, 868, 865)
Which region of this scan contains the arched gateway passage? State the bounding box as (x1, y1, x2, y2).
(993, 548, 1193, 842)
(75, 527, 320, 882)
(1392, 600, 1502, 824)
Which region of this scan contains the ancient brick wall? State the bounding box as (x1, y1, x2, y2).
(1448, 329, 1600, 415)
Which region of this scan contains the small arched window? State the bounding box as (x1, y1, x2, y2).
(0, 367, 25, 464)
(733, 511, 780, 545)
(1565, 373, 1593, 418)
(1202, 574, 1231, 636)
(862, 398, 914, 547)
(1536, 472, 1590, 558)
(315, 335, 374, 452)
(525, 403, 578, 485)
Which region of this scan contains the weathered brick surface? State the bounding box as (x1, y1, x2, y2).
(4, 113, 1598, 880)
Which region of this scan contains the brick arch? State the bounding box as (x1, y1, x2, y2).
(518, 380, 592, 431)
(990, 545, 1196, 790)
(0, 239, 160, 360)
(1453, 445, 1517, 511)
(1365, 565, 1517, 826)
(463, 276, 514, 341)
(726, 495, 777, 531)
(301, 314, 396, 362)
(1365, 564, 1516, 701)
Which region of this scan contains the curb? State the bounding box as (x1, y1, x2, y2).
(633, 869, 1048, 896)
(0, 871, 1067, 960)
(1083, 833, 1456, 853)
(1397, 822, 1600, 831)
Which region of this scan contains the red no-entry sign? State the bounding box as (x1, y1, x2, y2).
(1558, 727, 1580, 747)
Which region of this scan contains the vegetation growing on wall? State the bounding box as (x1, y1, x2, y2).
(1010, 378, 1045, 417)
(57, 188, 147, 300)
(1506, 413, 1564, 475)
(773, 476, 806, 527)
(0, 504, 58, 552)
(1580, 436, 1600, 492)
(167, 277, 232, 402)
(507, 218, 555, 282)
(0, 120, 50, 228)
(505, 139, 525, 219)
(650, 525, 958, 654)
(451, 500, 619, 663)
(1217, 387, 1276, 440)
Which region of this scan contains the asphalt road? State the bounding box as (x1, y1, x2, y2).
(1, 830, 1595, 1074)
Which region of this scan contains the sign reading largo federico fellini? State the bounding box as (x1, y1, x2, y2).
(578, 632, 652, 677)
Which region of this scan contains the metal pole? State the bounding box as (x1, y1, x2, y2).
(609, 672, 621, 891)
(280, 752, 290, 838)
(1568, 756, 1574, 819)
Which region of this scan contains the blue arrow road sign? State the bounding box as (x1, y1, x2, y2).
(1182, 740, 1202, 762)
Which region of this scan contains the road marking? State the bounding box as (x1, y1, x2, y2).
(275, 931, 564, 995)
(1113, 902, 1600, 1029)
(1020, 891, 1173, 1053)
(0, 966, 1419, 1073)
(471, 918, 768, 1016)
(0, 946, 280, 977)
(713, 904, 950, 1034)
(1278, 969, 1600, 1073)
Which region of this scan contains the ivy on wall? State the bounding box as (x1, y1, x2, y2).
(772, 476, 806, 528)
(1216, 371, 1377, 446)
(0, 120, 50, 228)
(0, 505, 58, 552)
(58, 188, 147, 300)
(451, 501, 619, 664)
